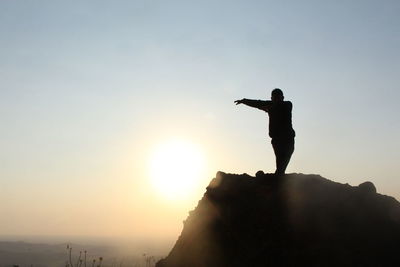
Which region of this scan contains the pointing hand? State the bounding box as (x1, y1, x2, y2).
(234, 99, 243, 105)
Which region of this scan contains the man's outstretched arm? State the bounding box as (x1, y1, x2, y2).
(234, 98, 271, 111)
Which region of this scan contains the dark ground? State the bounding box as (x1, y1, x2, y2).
(157, 172, 400, 267)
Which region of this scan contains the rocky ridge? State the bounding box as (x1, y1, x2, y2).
(157, 172, 400, 267)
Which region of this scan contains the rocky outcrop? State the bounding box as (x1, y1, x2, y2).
(157, 172, 400, 267)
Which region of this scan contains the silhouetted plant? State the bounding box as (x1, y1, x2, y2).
(64, 243, 142, 267)
(67, 245, 73, 267)
(76, 250, 82, 267)
(142, 253, 156, 267)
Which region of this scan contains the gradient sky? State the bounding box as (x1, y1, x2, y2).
(1, 0, 399, 243)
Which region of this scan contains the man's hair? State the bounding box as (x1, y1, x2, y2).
(272, 88, 284, 97)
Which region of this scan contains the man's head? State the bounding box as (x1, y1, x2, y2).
(271, 88, 284, 102)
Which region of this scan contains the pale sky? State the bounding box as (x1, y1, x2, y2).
(1, 0, 399, 244)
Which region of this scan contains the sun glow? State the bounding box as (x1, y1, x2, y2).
(149, 139, 206, 199)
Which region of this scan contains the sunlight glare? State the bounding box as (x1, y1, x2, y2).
(149, 139, 205, 200)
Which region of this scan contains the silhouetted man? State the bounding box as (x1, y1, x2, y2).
(235, 88, 295, 174)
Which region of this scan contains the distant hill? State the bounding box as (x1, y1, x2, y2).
(157, 172, 400, 267)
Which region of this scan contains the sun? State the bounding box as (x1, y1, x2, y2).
(149, 139, 205, 199)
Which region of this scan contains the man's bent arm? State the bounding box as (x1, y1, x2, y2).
(240, 99, 271, 111)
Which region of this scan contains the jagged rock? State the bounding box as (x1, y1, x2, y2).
(157, 172, 400, 267)
(255, 170, 265, 178)
(358, 181, 377, 194)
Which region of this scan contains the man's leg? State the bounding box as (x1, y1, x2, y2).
(280, 138, 294, 174)
(272, 139, 284, 174)
(272, 138, 295, 175)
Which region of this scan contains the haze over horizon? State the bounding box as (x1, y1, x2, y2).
(1, 0, 399, 244)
